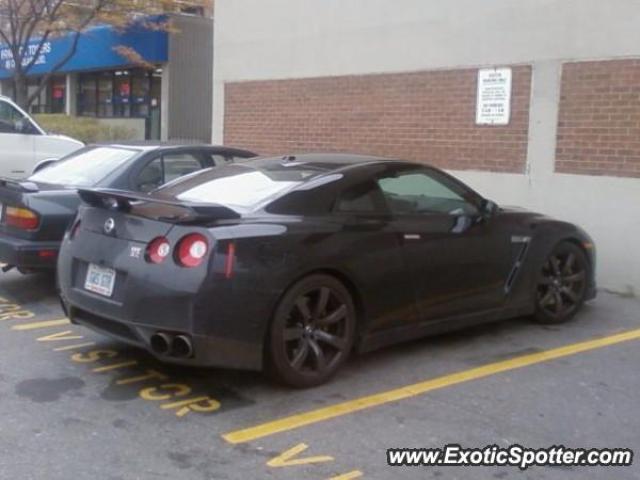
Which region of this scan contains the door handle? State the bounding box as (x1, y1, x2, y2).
(403, 233, 421, 240)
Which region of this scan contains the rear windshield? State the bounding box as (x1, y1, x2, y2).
(158, 162, 324, 211)
(29, 147, 138, 187)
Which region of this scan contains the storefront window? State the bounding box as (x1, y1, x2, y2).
(148, 70, 162, 140)
(77, 68, 157, 120)
(97, 73, 114, 117)
(131, 70, 150, 117)
(78, 74, 97, 117)
(113, 71, 131, 117)
(22, 75, 66, 114)
(50, 77, 66, 114)
(27, 78, 47, 114)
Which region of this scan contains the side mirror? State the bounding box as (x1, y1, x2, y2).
(480, 199, 499, 218)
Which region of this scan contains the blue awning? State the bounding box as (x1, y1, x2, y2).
(0, 17, 169, 80)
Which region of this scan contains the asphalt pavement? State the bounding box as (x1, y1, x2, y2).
(0, 270, 638, 479)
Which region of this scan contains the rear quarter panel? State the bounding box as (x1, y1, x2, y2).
(225, 215, 411, 342)
(24, 191, 81, 241)
(0, 186, 79, 241)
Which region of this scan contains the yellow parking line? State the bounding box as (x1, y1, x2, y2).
(11, 319, 69, 331)
(223, 328, 640, 444)
(330, 471, 363, 480)
(92, 361, 138, 373)
(54, 342, 96, 352)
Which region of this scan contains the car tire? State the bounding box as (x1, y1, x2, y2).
(533, 241, 589, 324)
(266, 274, 356, 388)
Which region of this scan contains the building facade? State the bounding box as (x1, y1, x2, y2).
(212, 0, 640, 294)
(0, 13, 213, 143)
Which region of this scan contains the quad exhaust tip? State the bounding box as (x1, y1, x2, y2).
(149, 332, 194, 359)
(172, 335, 194, 358)
(150, 332, 173, 355)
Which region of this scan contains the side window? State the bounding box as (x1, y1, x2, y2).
(377, 170, 479, 216)
(0, 101, 31, 134)
(136, 153, 204, 192)
(163, 153, 204, 183)
(228, 155, 251, 164)
(336, 181, 387, 214)
(136, 157, 164, 192)
(209, 154, 228, 166)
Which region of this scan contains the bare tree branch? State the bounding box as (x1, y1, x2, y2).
(1, 0, 212, 108)
(26, 29, 79, 105)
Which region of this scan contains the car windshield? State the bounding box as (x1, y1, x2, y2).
(29, 147, 138, 187)
(158, 161, 323, 210)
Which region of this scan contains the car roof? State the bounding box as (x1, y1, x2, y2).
(239, 153, 427, 178)
(270, 153, 388, 164)
(89, 142, 255, 154)
(153, 152, 470, 214)
(245, 153, 396, 171)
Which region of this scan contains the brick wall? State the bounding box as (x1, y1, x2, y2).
(224, 66, 532, 173)
(556, 59, 640, 178)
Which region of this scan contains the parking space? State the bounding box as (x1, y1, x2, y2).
(0, 270, 638, 479)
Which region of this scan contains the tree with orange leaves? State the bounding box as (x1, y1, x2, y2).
(0, 0, 211, 108)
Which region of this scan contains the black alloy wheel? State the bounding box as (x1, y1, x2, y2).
(267, 274, 356, 388)
(534, 242, 588, 324)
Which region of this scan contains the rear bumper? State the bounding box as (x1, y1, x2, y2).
(0, 233, 59, 269)
(63, 292, 263, 371)
(56, 220, 277, 372)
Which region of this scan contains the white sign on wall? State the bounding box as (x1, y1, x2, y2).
(476, 68, 512, 125)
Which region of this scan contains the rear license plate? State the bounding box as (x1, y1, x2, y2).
(84, 263, 116, 297)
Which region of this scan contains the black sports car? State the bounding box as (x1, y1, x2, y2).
(0, 143, 256, 273)
(57, 154, 596, 387)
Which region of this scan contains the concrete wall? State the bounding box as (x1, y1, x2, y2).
(167, 14, 214, 142)
(212, 0, 640, 294)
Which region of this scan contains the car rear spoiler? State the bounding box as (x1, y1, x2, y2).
(0, 177, 39, 193)
(77, 188, 241, 222)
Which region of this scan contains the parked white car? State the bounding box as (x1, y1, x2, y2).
(0, 95, 83, 178)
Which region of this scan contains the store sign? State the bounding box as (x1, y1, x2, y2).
(0, 42, 52, 71)
(476, 68, 512, 125)
(0, 17, 169, 80)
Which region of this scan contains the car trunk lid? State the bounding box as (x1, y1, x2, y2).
(0, 179, 37, 240)
(80, 205, 175, 243)
(0, 177, 39, 205)
(77, 188, 241, 242)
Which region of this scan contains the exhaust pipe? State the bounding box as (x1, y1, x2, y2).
(150, 332, 173, 355)
(172, 335, 193, 358)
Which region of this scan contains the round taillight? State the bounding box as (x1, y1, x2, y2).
(147, 237, 171, 264)
(176, 233, 209, 268)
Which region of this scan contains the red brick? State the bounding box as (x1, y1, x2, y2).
(223, 67, 532, 173)
(556, 59, 640, 178)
